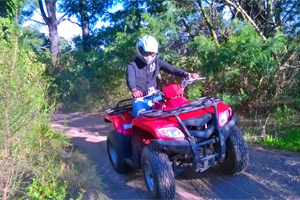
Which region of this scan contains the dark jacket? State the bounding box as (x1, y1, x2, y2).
(126, 57, 187, 95)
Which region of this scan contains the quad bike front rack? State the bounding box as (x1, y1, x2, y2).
(140, 97, 237, 172)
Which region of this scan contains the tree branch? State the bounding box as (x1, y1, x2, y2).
(197, 0, 220, 46)
(180, 15, 194, 39)
(68, 18, 81, 27)
(38, 0, 49, 25)
(27, 19, 46, 25)
(57, 12, 69, 24)
(281, 3, 297, 23)
(224, 0, 267, 40)
(62, 49, 74, 56)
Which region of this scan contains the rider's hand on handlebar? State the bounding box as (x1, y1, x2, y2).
(187, 72, 200, 79)
(132, 89, 143, 98)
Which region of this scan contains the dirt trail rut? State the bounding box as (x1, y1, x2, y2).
(52, 112, 300, 200)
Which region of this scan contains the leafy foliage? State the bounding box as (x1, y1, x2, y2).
(0, 0, 299, 197)
(27, 176, 67, 200)
(0, 0, 13, 18)
(275, 105, 294, 126)
(0, 4, 101, 199)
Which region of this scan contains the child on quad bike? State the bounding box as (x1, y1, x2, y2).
(127, 35, 199, 117)
(106, 35, 249, 199)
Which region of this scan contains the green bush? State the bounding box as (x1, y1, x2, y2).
(0, 6, 53, 198)
(0, 5, 100, 199)
(192, 20, 286, 104)
(55, 32, 140, 111)
(27, 178, 67, 200)
(217, 92, 248, 107)
(186, 82, 203, 102)
(275, 105, 294, 126)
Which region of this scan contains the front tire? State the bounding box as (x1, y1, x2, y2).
(107, 130, 131, 174)
(141, 145, 175, 200)
(219, 126, 249, 174)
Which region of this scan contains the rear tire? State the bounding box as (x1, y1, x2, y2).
(107, 130, 131, 174)
(219, 126, 249, 174)
(141, 144, 175, 200)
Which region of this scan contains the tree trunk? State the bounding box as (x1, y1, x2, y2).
(197, 0, 220, 46)
(39, 0, 60, 62)
(48, 20, 59, 57)
(264, 0, 272, 37)
(79, 0, 90, 52)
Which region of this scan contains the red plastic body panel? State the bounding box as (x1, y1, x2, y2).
(106, 101, 231, 139)
(132, 117, 184, 140)
(131, 101, 232, 140)
(105, 83, 232, 139)
(104, 110, 133, 135)
(164, 97, 190, 110)
(163, 84, 184, 100)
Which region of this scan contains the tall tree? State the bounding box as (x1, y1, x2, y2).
(79, 0, 90, 51)
(38, 0, 59, 60)
(58, 0, 114, 52)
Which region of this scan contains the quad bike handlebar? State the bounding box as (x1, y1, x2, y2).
(181, 77, 206, 91)
(105, 77, 206, 115)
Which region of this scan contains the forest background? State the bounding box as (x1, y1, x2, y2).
(0, 0, 299, 199)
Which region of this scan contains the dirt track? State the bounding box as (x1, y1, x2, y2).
(52, 112, 300, 200)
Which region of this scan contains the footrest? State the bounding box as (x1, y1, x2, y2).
(124, 157, 135, 168)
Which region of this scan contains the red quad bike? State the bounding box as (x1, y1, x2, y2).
(104, 77, 249, 200)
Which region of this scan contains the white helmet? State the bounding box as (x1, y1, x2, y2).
(136, 35, 158, 64)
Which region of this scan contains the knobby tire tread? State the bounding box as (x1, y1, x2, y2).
(107, 131, 131, 174)
(220, 126, 249, 174)
(142, 144, 175, 200)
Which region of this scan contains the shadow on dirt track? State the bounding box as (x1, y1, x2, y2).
(52, 112, 300, 200)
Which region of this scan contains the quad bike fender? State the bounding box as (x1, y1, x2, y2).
(220, 114, 238, 140)
(132, 117, 185, 141)
(104, 112, 133, 135)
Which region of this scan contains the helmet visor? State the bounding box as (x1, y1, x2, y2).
(138, 46, 157, 57)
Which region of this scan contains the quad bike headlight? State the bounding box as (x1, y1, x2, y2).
(157, 127, 185, 139)
(219, 110, 230, 127)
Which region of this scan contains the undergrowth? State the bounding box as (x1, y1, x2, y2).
(260, 128, 300, 152)
(240, 103, 300, 152)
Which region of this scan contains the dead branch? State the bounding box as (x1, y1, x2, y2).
(224, 0, 267, 40)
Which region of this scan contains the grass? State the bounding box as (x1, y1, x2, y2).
(238, 106, 300, 152)
(0, 121, 102, 200)
(243, 131, 262, 143)
(62, 148, 102, 199)
(260, 128, 300, 152)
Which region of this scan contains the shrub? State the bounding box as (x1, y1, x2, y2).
(275, 105, 294, 126)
